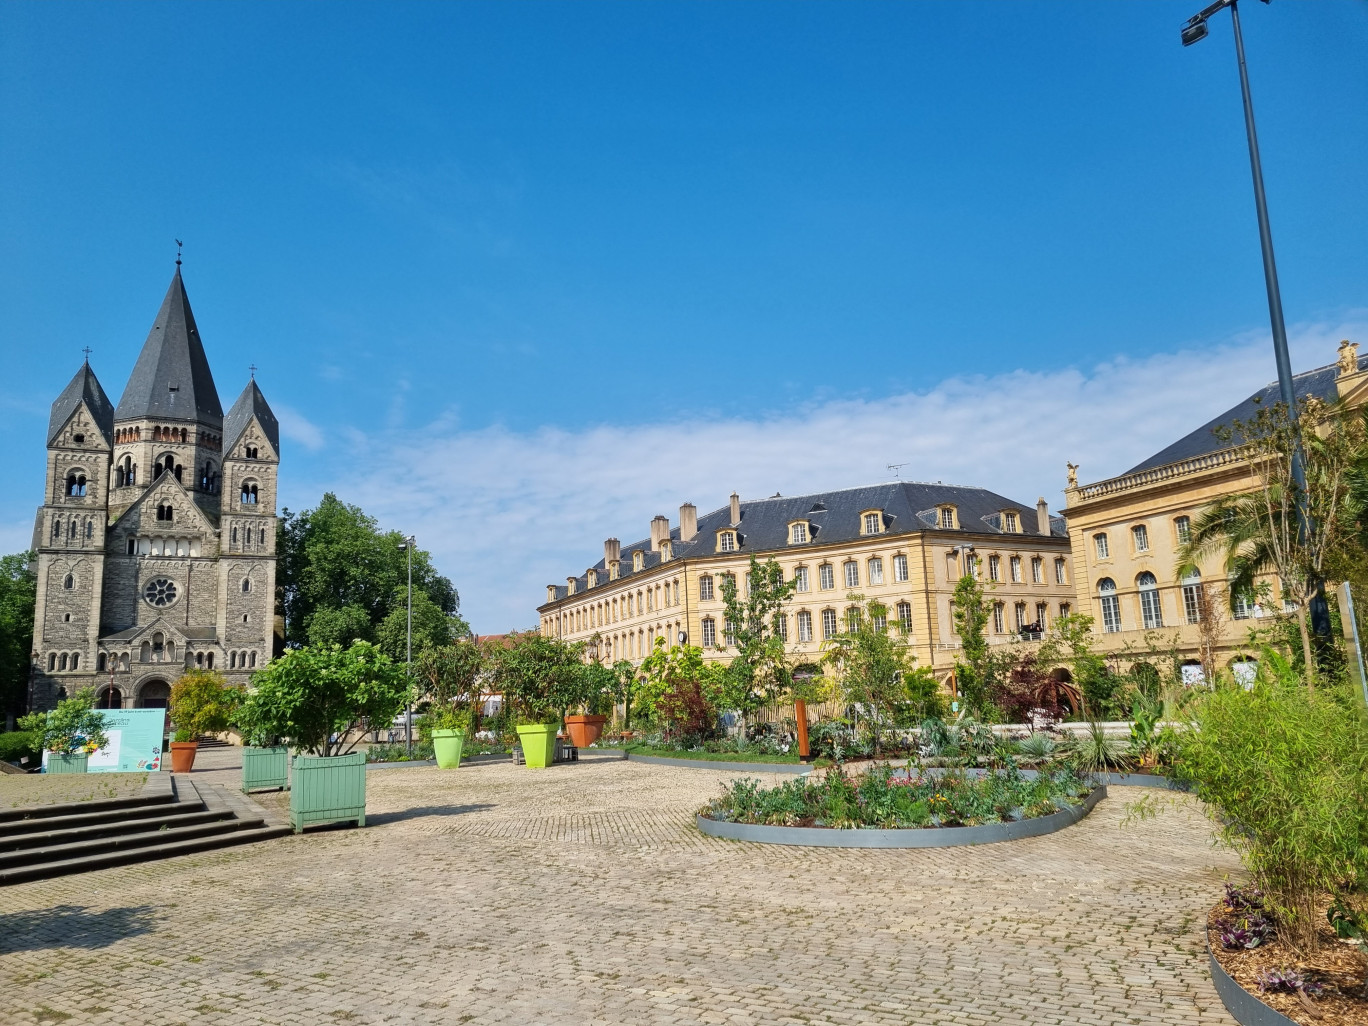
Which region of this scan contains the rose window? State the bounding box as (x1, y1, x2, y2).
(143, 578, 178, 607)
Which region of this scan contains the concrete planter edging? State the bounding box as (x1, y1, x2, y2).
(629, 753, 812, 774)
(1101, 771, 1187, 790)
(696, 784, 1105, 847)
(1207, 938, 1299, 1026)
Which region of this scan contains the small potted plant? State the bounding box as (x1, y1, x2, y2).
(240, 641, 409, 831)
(233, 697, 289, 792)
(415, 641, 483, 770)
(168, 669, 241, 773)
(564, 662, 616, 748)
(20, 688, 109, 774)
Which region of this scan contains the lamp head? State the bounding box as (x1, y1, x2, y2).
(1181, 16, 1209, 45)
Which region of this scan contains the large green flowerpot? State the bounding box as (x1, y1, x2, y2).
(290, 751, 366, 832)
(46, 752, 88, 774)
(242, 745, 290, 792)
(516, 724, 558, 769)
(432, 729, 466, 769)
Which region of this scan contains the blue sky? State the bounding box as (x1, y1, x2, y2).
(2, 2, 1366, 631)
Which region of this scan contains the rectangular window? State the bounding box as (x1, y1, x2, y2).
(1010, 556, 1022, 583)
(871, 609, 887, 632)
(863, 513, 881, 535)
(897, 602, 913, 633)
(1004, 511, 1018, 533)
(940, 508, 955, 529)
(819, 564, 834, 590)
(988, 555, 1000, 582)
(1095, 534, 1109, 559)
(791, 522, 807, 543)
(775, 613, 788, 641)
(993, 603, 1004, 633)
(701, 618, 716, 647)
(720, 532, 735, 552)
(1183, 583, 1202, 624)
(1031, 557, 1043, 584)
(1015, 603, 1027, 630)
(797, 611, 813, 642)
(1175, 516, 1191, 545)
(1100, 595, 1121, 632)
(868, 557, 884, 585)
(1132, 525, 1149, 552)
(724, 619, 736, 646)
(1054, 559, 1067, 585)
(822, 609, 838, 639)
(844, 562, 859, 588)
(1036, 602, 1048, 628)
(1233, 590, 1253, 620)
(1140, 588, 1163, 629)
(1059, 602, 1071, 619)
(794, 566, 810, 592)
(846, 607, 861, 632)
(699, 576, 713, 600)
(964, 554, 978, 578)
(893, 554, 908, 582)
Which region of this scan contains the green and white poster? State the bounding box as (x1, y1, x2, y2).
(87, 708, 167, 772)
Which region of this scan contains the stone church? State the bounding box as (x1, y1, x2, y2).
(29, 265, 281, 711)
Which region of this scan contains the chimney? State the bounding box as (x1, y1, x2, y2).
(729, 491, 741, 527)
(604, 538, 621, 565)
(650, 515, 670, 551)
(679, 503, 698, 542)
(1036, 497, 1050, 535)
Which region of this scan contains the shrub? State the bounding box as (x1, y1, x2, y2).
(0, 729, 40, 767)
(18, 688, 109, 755)
(170, 670, 242, 743)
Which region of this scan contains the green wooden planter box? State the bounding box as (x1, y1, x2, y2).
(432, 729, 465, 769)
(290, 752, 366, 832)
(242, 746, 290, 792)
(515, 724, 558, 769)
(46, 752, 88, 774)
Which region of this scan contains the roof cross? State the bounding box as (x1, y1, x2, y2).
(248, 364, 257, 380)
(81, 347, 93, 364)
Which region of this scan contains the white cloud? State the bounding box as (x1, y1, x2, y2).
(306, 313, 1368, 634)
(274, 404, 326, 452)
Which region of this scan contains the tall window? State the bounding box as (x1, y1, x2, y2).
(1175, 516, 1192, 545)
(1232, 587, 1253, 620)
(701, 618, 716, 647)
(66, 473, 87, 497)
(868, 557, 884, 585)
(1015, 602, 1027, 630)
(1098, 578, 1121, 633)
(720, 531, 735, 552)
(794, 566, 810, 592)
(241, 482, 259, 505)
(819, 564, 834, 590)
(1031, 557, 1043, 584)
(964, 554, 978, 578)
(993, 602, 1005, 633)
(1095, 534, 1109, 559)
(988, 555, 1000, 582)
(790, 522, 808, 543)
(1010, 556, 1022, 583)
(699, 575, 713, 600)
(1054, 558, 1067, 585)
(797, 611, 813, 642)
(1132, 524, 1149, 552)
(822, 609, 838, 639)
(1059, 602, 1071, 618)
(724, 619, 736, 646)
(1036, 602, 1048, 628)
(1004, 511, 1018, 533)
(863, 513, 881, 535)
(893, 554, 908, 582)
(1182, 570, 1203, 624)
(845, 607, 861, 633)
(897, 601, 913, 633)
(871, 607, 886, 632)
(844, 561, 859, 588)
(775, 613, 788, 641)
(939, 507, 955, 529)
(1137, 572, 1163, 628)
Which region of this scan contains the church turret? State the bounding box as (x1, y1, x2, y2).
(219, 378, 280, 660)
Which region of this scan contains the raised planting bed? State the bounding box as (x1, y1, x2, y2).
(1207, 884, 1368, 1026)
(630, 753, 813, 774)
(696, 765, 1104, 848)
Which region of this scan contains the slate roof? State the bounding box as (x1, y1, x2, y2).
(224, 379, 280, 454)
(114, 268, 223, 425)
(1124, 355, 1365, 475)
(47, 362, 115, 446)
(542, 481, 1068, 605)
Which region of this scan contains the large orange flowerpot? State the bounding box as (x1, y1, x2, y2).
(563, 715, 608, 748)
(170, 741, 199, 773)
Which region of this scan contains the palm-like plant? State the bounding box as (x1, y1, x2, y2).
(1063, 720, 1130, 779)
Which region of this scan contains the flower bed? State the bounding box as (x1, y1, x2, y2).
(1208, 884, 1368, 1026)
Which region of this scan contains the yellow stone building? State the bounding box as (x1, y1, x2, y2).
(536, 481, 1075, 685)
(1062, 339, 1366, 675)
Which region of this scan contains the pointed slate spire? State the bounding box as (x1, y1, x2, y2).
(48, 362, 115, 446)
(114, 268, 223, 425)
(224, 378, 280, 454)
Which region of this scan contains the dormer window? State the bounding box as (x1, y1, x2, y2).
(789, 522, 809, 544)
(938, 506, 957, 530)
(585, 570, 596, 589)
(566, 577, 577, 596)
(633, 551, 644, 573)
(1003, 511, 1019, 533)
(861, 511, 883, 535)
(718, 531, 737, 553)
(660, 540, 673, 561)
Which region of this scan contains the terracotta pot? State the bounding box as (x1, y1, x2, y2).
(563, 714, 608, 748)
(170, 741, 199, 773)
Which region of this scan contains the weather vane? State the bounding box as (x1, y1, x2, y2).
(175, 239, 183, 267)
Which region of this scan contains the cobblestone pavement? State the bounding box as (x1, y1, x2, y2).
(0, 750, 1240, 1026)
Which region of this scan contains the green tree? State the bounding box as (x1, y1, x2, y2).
(169, 669, 243, 742)
(951, 574, 999, 718)
(240, 640, 409, 756)
(278, 494, 467, 652)
(1037, 613, 1114, 717)
(0, 552, 37, 724)
(415, 639, 485, 729)
(717, 555, 798, 732)
(484, 631, 585, 725)
(18, 687, 109, 756)
(636, 640, 724, 738)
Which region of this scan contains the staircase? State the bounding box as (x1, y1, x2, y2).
(0, 773, 290, 885)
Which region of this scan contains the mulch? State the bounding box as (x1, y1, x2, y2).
(1209, 894, 1368, 1025)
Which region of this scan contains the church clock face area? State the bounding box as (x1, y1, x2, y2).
(143, 577, 178, 607)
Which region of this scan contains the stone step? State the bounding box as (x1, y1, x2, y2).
(0, 814, 271, 870)
(0, 798, 207, 838)
(0, 823, 292, 885)
(0, 775, 175, 823)
(1, 808, 235, 852)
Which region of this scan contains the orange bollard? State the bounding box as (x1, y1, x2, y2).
(795, 699, 810, 761)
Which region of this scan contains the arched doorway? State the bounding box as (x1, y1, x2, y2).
(137, 679, 170, 709)
(97, 685, 123, 710)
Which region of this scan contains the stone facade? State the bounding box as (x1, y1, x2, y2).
(28, 268, 281, 711)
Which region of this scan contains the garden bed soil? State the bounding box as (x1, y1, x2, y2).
(1209, 897, 1368, 1026)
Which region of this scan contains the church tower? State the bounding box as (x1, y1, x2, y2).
(29, 265, 281, 711)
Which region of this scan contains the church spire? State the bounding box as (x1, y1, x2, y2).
(113, 268, 223, 425)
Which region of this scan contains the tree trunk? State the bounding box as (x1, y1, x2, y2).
(1297, 603, 1316, 691)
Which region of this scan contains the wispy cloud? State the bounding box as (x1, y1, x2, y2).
(291, 313, 1368, 633)
(274, 404, 326, 452)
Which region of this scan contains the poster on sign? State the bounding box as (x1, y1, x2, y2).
(88, 708, 167, 772)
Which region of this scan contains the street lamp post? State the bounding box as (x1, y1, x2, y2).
(1181, 0, 1331, 642)
(398, 535, 415, 756)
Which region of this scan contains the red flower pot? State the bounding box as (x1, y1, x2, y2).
(563, 715, 608, 749)
(170, 741, 199, 773)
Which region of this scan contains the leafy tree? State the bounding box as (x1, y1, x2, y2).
(636, 640, 724, 740)
(169, 670, 243, 742)
(0, 552, 36, 724)
(18, 687, 109, 756)
(240, 641, 409, 756)
(278, 494, 467, 653)
(717, 556, 798, 731)
(609, 659, 639, 726)
(415, 639, 485, 730)
(483, 631, 585, 725)
(1037, 613, 1114, 717)
(950, 574, 1000, 719)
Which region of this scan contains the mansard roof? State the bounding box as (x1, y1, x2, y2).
(1124, 352, 1367, 474)
(48, 362, 115, 446)
(224, 379, 280, 454)
(114, 268, 223, 426)
(543, 480, 1068, 604)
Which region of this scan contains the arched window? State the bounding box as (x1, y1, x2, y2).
(230, 651, 237, 669)
(1137, 572, 1163, 629)
(66, 472, 87, 497)
(1181, 569, 1203, 624)
(52, 518, 61, 540)
(259, 528, 266, 544)
(205, 652, 214, 669)
(249, 651, 257, 668)
(241, 481, 259, 505)
(48, 652, 57, 671)
(59, 653, 68, 671)
(139, 641, 151, 663)
(151, 633, 165, 661)
(246, 445, 259, 459)
(867, 557, 884, 585)
(97, 652, 107, 671)
(63, 573, 74, 590)
(1098, 578, 1121, 633)
(241, 578, 252, 593)
(843, 561, 859, 588)
(70, 653, 79, 670)
(85, 520, 93, 539)
(231, 527, 238, 544)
